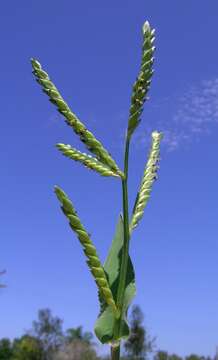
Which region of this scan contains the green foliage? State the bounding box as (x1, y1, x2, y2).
(185, 355, 208, 360)
(0, 338, 13, 360)
(155, 351, 195, 360)
(54, 340, 99, 360)
(0, 309, 214, 360)
(65, 326, 94, 346)
(31, 308, 63, 359)
(95, 217, 136, 344)
(13, 336, 43, 360)
(102, 357, 128, 360)
(170, 355, 184, 360)
(124, 305, 155, 360)
(154, 351, 211, 360)
(154, 351, 169, 360)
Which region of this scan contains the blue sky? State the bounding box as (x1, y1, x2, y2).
(0, 0, 218, 357)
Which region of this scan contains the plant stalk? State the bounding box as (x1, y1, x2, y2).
(111, 135, 131, 359)
(111, 345, 120, 360)
(117, 135, 130, 310)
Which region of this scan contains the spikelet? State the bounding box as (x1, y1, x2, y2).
(130, 131, 163, 232)
(127, 21, 155, 137)
(31, 59, 124, 179)
(56, 144, 119, 178)
(54, 186, 120, 318)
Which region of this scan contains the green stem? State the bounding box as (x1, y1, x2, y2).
(117, 136, 130, 309)
(111, 345, 120, 360)
(113, 135, 131, 355)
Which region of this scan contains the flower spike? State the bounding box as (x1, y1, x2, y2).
(54, 186, 120, 318)
(56, 144, 119, 178)
(130, 131, 163, 232)
(127, 21, 155, 137)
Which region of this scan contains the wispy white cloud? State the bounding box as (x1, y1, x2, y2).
(132, 78, 218, 151)
(173, 78, 218, 126)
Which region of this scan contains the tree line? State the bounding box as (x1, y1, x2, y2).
(0, 306, 215, 360)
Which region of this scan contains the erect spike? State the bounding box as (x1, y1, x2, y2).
(130, 131, 163, 232)
(127, 21, 156, 137)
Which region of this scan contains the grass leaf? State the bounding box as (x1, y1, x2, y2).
(94, 216, 136, 344)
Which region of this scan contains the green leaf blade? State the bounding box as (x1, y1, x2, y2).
(94, 216, 136, 344)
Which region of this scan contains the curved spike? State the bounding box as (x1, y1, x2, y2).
(54, 186, 120, 318)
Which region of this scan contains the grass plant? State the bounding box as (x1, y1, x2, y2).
(31, 20, 163, 360)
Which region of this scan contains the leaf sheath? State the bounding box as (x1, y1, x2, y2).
(94, 217, 136, 344)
